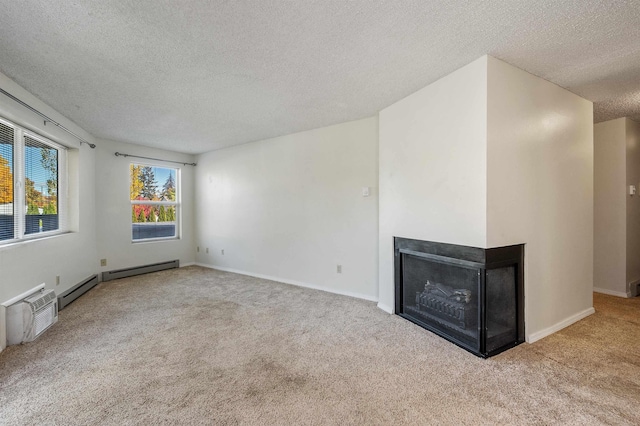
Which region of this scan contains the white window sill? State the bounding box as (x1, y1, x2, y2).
(0, 230, 72, 251)
(132, 236, 181, 245)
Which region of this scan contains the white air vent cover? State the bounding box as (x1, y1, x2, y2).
(6, 289, 58, 345)
(24, 289, 57, 311)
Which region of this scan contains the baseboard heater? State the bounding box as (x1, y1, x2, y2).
(58, 274, 99, 310)
(101, 260, 179, 282)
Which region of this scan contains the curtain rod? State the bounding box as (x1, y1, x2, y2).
(115, 152, 197, 166)
(0, 87, 96, 148)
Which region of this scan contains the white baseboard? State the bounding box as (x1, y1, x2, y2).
(377, 302, 393, 314)
(180, 262, 196, 267)
(195, 262, 378, 303)
(527, 307, 595, 343)
(593, 287, 631, 298)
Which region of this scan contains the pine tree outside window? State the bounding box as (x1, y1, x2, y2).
(130, 163, 179, 241)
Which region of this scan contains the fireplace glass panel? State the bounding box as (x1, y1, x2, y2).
(486, 267, 517, 353)
(402, 254, 480, 351)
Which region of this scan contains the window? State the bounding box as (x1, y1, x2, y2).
(0, 117, 66, 244)
(130, 163, 179, 241)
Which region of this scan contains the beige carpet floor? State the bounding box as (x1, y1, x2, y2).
(0, 266, 638, 425)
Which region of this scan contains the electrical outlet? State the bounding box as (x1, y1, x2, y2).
(55, 275, 60, 286)
(221, 249, 225, 255)
(197, 246, 200, 252)
(337, 264, 342, 273)
(100, 258, 107, 267)
(206, 248, 209, 254)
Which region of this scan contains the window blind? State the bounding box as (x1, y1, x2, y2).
(24, 135, 60, 235)
(0, 121, 14, 241)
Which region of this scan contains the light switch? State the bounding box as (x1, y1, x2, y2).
(362, 187, 371, 197)
(630, 185, 637, 196)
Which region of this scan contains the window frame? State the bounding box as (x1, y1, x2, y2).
(129, 161, 180, 243)
(0, 116, 68, 245)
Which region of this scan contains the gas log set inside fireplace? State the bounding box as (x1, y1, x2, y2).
(394, 238, 524, 358)
(410, 281, 475, 332)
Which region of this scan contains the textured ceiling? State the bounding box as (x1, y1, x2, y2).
(0, 1, 639, 154)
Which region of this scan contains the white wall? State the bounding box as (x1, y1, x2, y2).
(378, 56, 488, 312)
(0, 72, 98, 350)
(486, 56, 594, 341)
(625, 119, 640, 295)
(195, 117, 379, 300)
(593, 118, 627, 295)
(94, 138, 196, 272)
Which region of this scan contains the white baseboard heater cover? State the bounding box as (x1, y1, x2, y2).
(58, 274, 99, 310)
(102, 260, 179, 282)
(7, 289, 58, 345)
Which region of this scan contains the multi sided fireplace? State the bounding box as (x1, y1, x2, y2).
(394, 237, 524, 358)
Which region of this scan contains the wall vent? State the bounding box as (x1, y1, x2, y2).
(102, 260, 179, 282)
(58, 274, 99, 310)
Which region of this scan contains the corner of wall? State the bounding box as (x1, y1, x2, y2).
(486, 56, 594, 338)
(378, 56, 489, 312)
(0, 71, 99, 314)
(376, 302, 393, 314)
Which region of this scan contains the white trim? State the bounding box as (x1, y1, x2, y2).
(0, 230, 73, 250)
(593, 287, 631, 298)
(131, 235, 180, 245)
(0, 305, 6, 352)
(180, 262, 196, 267)
(15, 127, 24, 239)
(22, 128, 67, 151)
(376, 302, 394, 314)
(2, 282, 45, 307)
(526, 307, 595, 343)
(131, 200, 178, 206)
(195, 262, 378, 302)
(59, 146, 68, 233)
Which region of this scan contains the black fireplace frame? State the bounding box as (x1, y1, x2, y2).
(394, 237, 525, 358)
